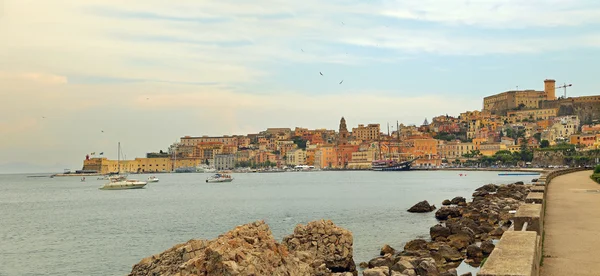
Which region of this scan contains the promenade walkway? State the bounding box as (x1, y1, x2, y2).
(541, 170, 600, 276)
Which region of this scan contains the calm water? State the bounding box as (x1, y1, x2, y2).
(0, 171, 534, 276)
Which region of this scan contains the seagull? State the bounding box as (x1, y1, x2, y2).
(319, 72, 323, 76)
(42, 116, 46, 119)
(146, 98, 149, 100)
(301, 49, 304, 52)
(341, 22, 345, 25)
(101, 130, 104, 133)
(339, 80, 344, 84)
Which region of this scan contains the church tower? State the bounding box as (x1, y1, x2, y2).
(338, 117, 349, 145)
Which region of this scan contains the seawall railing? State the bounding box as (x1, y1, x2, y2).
(477, 167, 589, 276)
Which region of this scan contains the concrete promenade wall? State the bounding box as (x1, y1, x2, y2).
(478, 167, 588, 276)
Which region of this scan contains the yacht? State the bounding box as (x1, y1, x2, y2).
(206, 173, 234, 183)
(99, 142, 147, 190)
(100, 175, 147, 190)
(147, 176, 159, 183)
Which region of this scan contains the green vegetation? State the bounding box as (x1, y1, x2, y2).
(292, 137, 308, 149)
(434, 131, 468, 142)
(591, 165, 600, 184)
(540, 140, 550, 148)
(478, 146, 533, 166)
(536, 143, 575, 152)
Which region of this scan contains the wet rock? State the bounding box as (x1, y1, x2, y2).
(380, 244, 396, 256)
(441, 268, 458, 276)
(368, 256, 394, 269)
(442, 199, 452, 205)
(435, 207, 462, 220)
(460, 273, 473, 276)
(360, 262, 369, 269)
(466, 244, 483, 259)
(513, 181, 524, 185)
(457, 202, 467, 207)
(475, 184, 498, 193)
(450, 197, 466, 205)
(430, 225, 452, 240)
(481, 240, 495, 255)
(363, 266, 390, 276)
(408, 200, 437, 213)
(472, 191, 489, 197)
(404, 239, 428, 251)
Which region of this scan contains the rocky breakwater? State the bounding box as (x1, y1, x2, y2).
(363, 183, 530, 276)
(129, 220, 357, 276)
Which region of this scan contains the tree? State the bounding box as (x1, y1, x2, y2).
(540, 140, 550, 148)
(533, 133, 542, 142)
(292, 137, 308, 149)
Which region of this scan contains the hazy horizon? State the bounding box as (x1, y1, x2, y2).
(2, 0, 600, 172)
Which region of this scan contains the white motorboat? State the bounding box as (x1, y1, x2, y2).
(100, 175, 147, 190)
(147, 176, 159, 183)
(99, 142, 147, 190)
(206, 173, 234, 183)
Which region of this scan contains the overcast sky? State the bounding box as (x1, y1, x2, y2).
(1, 0, 600, 172)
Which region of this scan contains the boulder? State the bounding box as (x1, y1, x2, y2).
(442, 199, 452, 206)
(460, 273, 473, 276)
(513, 181, 524, 185)
(458, 202, 467, 207)
(380, 244, 396, 256)
(404, 239, 428, 251)
(408, 200, 437, 213)
(128, 220, 322, 276)
(437, 245, 463, 262)
(416, 258, 440, 276)
(481, 240, 495, 255)
(360, 262, 369, 269)
(475, 184, 498, 193)
(441, 268, 458, 276)
(447, 234, 472, 250)
(283, 219, 357, 274)
(391, 259, 414, 272)
(466, 244, 483, 259)
(363, 266, 390, 276)
(489, 227, 505, 237)
(450, 197, 466, 205)
(430, 225, 452, 240)
(435, 207, 462, 220)
(368, 256, 394, 269)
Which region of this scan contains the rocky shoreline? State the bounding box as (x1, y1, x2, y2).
(128, 182, 530, 276)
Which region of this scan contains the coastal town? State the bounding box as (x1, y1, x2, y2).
(82, 79, 600, 174)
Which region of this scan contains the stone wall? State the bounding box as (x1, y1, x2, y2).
(532, 150, 600, 167)
(477, 167, 588, 276)
(541, 99, 600, 124)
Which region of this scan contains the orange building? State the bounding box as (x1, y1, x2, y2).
(315, 145, 337, 169)
(336, 145, 359, 168)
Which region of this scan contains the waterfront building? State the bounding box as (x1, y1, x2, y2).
(437, 141, 476, 160)
(314, 145, 337, 169)
(214, 154, 235, 170)
(286, 149, 307, 166)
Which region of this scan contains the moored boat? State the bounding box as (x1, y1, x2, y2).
(100, 175, 147, 190)
(147, 176, 159, 182)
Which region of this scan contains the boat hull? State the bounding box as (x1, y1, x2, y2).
(206, 179, 234, 183)
(99, 183, 147, 190)
(372, 165, 412, 171)
(147, 179, 159, 183)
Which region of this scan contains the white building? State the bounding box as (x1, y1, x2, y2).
(214, 154, 235, 170)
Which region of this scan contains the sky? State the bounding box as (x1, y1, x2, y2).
(1, 0, 600, 172)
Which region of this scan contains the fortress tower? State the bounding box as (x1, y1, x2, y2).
(544, 79, 556, 100)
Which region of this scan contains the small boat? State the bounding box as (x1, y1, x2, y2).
(498, 173, 541, 176)
(206, 173, 234, 183)
(100, 175, 147, 190)
(147, 176, 159, 183)
(81, 177, 86, 182)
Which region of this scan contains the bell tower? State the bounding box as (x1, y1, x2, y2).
(338, 117, 349, 145)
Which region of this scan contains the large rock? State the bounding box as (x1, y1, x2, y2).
(283, 219, 357, 274)
(407, 200, 436, 213)
(475, 184, 498, 193)
(437, 245, 463, 262)
(442, 199, 452, 206)
(435, 207, 461, 220)
(404, 239, 428, 251)
(363, 266, 390, 276)
(416, 258, 440, 276)
(481, 240, 495, 255)
(128, 220, 323, 276)
(466, 244, 483, 259)
(447, 233, 472, 250)
(450, 197, 466, 205)
(430, 225, 452, 240)
(380, 244, 396, 256)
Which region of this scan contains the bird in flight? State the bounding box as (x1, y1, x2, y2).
(101, 130, 104, 133)
(319, 72, 323, 76)
(301, 49, 304, 52)
(341, 22, 345, 25)
(146, 98, 149, 100)
(339, 80, 344, 84)
(42, 116, 46, 119)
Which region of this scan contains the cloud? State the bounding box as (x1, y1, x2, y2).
(0, 71, 68, 84)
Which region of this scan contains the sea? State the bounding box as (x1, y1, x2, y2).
(0, 171, 535, 276)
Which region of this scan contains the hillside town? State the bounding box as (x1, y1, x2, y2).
(83, 79, 600, 174)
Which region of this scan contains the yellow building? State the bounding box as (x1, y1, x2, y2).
(483, 79, 556, 115)
(180, 135, 238, 147)
(437, 141, 476, 160)
(347, 148, 378, 169)
(479, 143, 507, 156)
(506, 108, 558, 122)
(82, 156, 205, 174)
(351, 124, 380, 141)
(286, 149, 307, 166)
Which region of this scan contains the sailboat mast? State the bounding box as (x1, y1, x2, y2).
(117, 142, 121, 174)
(387, 123, 390, 160)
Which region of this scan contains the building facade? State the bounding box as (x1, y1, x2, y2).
(214, 154, 235, 170)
